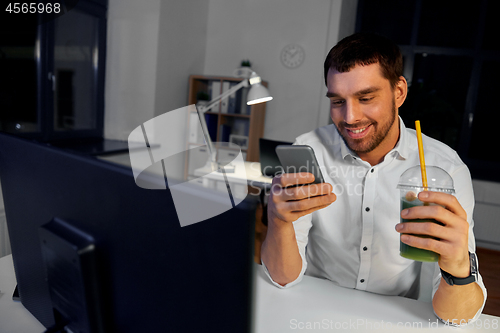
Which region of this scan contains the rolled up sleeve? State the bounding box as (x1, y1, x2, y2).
(261, 213, 313, 288)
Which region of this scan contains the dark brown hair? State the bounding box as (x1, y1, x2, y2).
(324, 32, 403, 89)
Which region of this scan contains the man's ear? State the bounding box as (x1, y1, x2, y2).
(394, 76, 408, 108)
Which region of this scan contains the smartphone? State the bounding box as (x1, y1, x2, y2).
(275, 145, 325, 184)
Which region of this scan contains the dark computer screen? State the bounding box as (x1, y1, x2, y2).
(0, 133, 257, 333)
(259, 138, 292, 177)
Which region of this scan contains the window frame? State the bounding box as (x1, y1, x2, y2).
(1, 0, 107, 143)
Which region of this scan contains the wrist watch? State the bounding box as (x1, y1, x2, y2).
(440, 252, 478, 286)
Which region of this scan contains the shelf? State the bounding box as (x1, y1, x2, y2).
(203, 111, 250, 118)
(220, 113, 251, 118)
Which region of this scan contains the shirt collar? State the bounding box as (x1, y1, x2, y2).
(339, 130, 353, 160)
(339, 116, 410, 161)
(392, 116, 410, 160)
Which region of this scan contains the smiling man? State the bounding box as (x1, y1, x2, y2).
(261, 33, 486, 325)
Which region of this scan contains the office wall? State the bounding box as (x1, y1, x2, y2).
(203, 0, 344, 142)
(104, 0, 208, 179)
(151, 1, 208, 179)
(105, 0, 208, 142)
(105, 1, 356, 144)
(104, 0, 161, 140)
(154, 1, 209, 116)
(104, 0, 351, 176)
(472, 180, 500, 251)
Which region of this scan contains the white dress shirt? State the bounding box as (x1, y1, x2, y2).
(262, 117, 487, 321)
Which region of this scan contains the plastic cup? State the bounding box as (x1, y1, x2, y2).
(397, 166, 455, 262)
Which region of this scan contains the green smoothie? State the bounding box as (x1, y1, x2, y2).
(400, 198, 441, 262)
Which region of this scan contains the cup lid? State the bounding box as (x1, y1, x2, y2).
(397, 165, 454, 192)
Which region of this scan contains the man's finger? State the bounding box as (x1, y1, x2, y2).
(288, 192, 336, 211)
(417, 191, 467, 220)
(401, 204, 455, 226)
(289, 194, 337, 217)
(278, 183, 333, 201)
(293, 203, 334, 219)
(275, 172, 316, 188)
(396, 221, 447, 239)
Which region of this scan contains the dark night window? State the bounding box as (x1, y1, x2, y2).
(356, 0, 500, 181)
(357, 0, 416, 45)
(417, 0, 481, 49)
(401, 54, 473, 150)
(0, 0, 108, 146)
(468, 60, 500, 162)
(0, 14, 38, 133)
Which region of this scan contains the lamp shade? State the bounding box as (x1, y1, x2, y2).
(247, 83, 273, 105)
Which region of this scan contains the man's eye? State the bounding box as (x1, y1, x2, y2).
(331, 100, 344, 106)
(360, 97, 374, 102)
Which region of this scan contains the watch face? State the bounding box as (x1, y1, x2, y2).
(280, 44, 305, 69)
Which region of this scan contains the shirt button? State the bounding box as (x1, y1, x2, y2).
(363, 246, 368, 251)
(360, 279, 365, 283)
(365, 207, 370, 212)
(371, 168, 374, 173)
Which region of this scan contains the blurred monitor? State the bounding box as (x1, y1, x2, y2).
(0, 133, 257, 333)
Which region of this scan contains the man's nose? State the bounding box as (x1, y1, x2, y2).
(344, 100, 363, 124)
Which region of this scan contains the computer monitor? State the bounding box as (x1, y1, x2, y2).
(0, 133, 257, 333)
(259, 138, 292, 177)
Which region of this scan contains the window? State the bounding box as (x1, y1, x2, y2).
(356, 0, 500, 181)
(0, 11, 38, 133)
(0, 0, 107, 142)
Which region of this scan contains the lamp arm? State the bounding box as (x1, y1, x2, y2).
(196, 105, 217, 167)
(196, 79, 249, 169)
(197, 79, 249, 113)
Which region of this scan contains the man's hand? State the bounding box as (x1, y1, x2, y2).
(261, 172, 336, 286)
(395, 191, 470, 277)
(268, 172, 337, 225)
(395, 191, 484, 324)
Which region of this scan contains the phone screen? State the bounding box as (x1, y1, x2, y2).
(275, 145, 325, 185)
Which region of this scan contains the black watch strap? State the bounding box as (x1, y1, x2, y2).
(440, 252, 478, 286)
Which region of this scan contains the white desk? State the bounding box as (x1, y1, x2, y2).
(1, 255, 498, 333)
(0, 255, 45, 333)
(254, 266, 498, 332)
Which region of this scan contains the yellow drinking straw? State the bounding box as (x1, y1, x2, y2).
(415, 120, 428, 191)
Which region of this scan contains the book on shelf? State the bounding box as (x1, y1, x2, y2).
(220, 81, 230, 114)
(205, 113, 218, 142)
(239, 86, 251, 115)
(219, 124, 231, 142)
(227, 82, 238, 114)
(209, 80, 221, 112)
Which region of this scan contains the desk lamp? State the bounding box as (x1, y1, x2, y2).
(196, 70, 272, 172)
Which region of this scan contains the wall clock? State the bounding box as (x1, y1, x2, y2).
(280, 44, 305, 69)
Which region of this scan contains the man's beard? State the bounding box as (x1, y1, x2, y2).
(335, 100, 397, 155)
